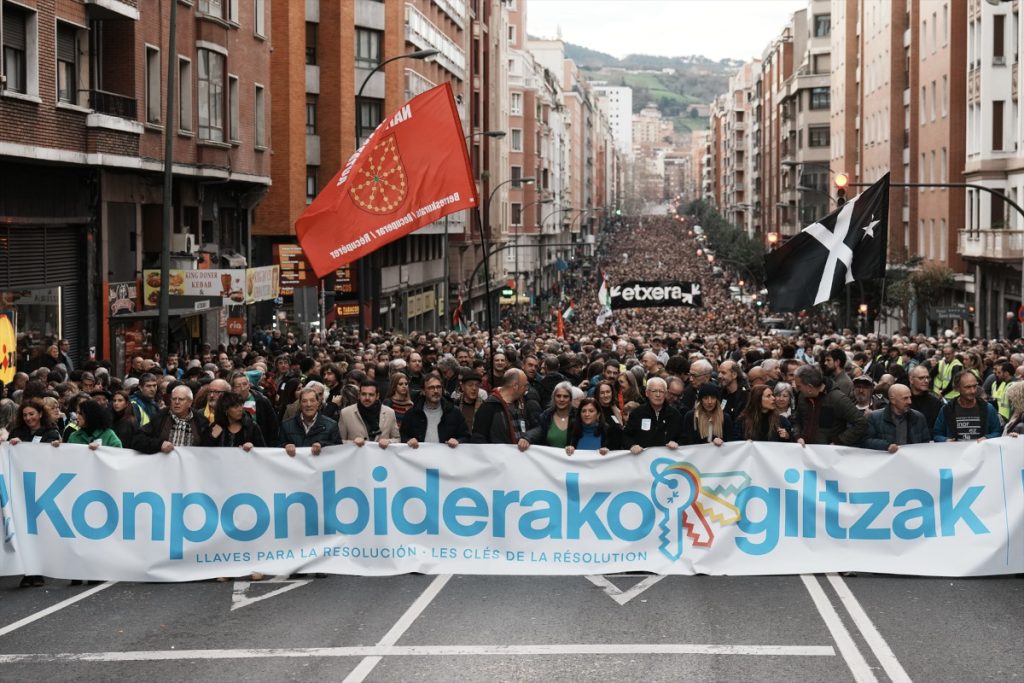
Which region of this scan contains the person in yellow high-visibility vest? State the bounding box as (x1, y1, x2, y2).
(988, 362, 1016, 423)
(931, 345, 962, 400)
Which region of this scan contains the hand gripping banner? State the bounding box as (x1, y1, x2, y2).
(0, 440, 1021, 581)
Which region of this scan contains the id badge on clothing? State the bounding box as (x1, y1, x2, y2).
(641, 418, 652, 431)
(31, 435, 42, 443)
(519, 420, 527, 434)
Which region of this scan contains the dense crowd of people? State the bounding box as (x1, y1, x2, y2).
(4, 214, 1023, 588)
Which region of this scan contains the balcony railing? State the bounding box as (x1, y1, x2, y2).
(959, 229, 1024, 262)
(89, 89, 137, 119)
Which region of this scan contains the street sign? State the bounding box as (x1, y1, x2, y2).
(930, 305, 970, 320)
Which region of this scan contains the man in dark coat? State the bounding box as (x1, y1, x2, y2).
(792, 365, 868, 446)
(133, 385, 208, 453)
(401, 373, 471, 448)
(280, 387, 341, 456)
(623, 376, 684, 453)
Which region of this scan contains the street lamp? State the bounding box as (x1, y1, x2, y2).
(353, 48, 439, 340)
(478, 175, 535, 370)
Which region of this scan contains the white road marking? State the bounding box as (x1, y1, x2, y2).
(230, 575, 312, 611)
(585, 574, 666, 605)
(342, 574, 452, 683)
(827, 574, 912, 683)
(0, 582, 116, 639)
(800, 574, 877, 683)
(0, 643, 837, 663)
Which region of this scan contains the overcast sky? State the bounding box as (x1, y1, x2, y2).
(526, 0, 806, 61)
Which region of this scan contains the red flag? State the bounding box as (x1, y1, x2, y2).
(556, 309, 565, 339)
(295, 83, 478, 279)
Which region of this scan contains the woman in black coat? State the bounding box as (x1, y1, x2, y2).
(201, 392, 265, 450)
(8, 398, 62, 446)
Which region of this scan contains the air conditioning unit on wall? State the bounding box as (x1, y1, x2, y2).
(170, 233, 197, 254)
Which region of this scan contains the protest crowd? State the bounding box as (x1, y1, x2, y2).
(4, 213, 1023, 588)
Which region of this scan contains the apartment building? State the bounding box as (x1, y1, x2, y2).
(593, 83, 633, 157)
(0, 0, 271, 367)
(720, 60, 757, 236)
(963, 0, 1023, 338)
(254, 0, 473, 332)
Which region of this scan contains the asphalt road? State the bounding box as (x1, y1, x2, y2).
(0, 572, 1020, 682)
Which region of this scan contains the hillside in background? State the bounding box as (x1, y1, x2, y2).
(554, 41, 741, 135)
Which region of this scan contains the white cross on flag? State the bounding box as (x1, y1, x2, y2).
(764, 173, 889, 312)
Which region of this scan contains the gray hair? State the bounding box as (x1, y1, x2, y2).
(552, 381, 575, 399)
(690, 359, 712, 375)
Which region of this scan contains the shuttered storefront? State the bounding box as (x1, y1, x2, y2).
(0, 224, 85, 366)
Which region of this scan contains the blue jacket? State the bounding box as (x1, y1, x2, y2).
(932, 401, 1002, 442)
(864, 407, 931, 450)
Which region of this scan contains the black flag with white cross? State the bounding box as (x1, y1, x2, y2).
(765, 173, 889, 312)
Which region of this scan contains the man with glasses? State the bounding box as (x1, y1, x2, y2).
(679, 358, 713, 414)
(933, 370, 1001, 442)
(134, 385, 208, 453)
(229, 370, 279, 447)
(401, 372, 470, 449)
(624, 377, 683, 454)
(200, 379, 231, 424)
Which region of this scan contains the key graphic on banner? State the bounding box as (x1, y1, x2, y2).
(650, 459, 750, 561)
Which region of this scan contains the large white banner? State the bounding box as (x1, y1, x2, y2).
(1, 439, 1021, 581)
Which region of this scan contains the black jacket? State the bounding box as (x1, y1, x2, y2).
(623, 402, 684, 449)
(201, 413, 266, 448)
(133, 409, 209, 453)
(247, 390, 279, 447)
(680, 410, 738, 445)
(471, 394, 529, 444)
(400, 397, 471, 444)
(9, 425, 62, 443)
(280, 413, 341, 448)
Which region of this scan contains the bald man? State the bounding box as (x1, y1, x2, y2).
(864, 384, 931, 453)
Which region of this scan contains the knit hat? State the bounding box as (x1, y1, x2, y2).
(697, 382, 721, 400)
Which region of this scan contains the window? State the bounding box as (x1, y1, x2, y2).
(254, 0, 265, 37)
(254, 84, 265, 147)
(510, 128, 522, 151)
(228, 74, 240, 143)
(355, 29, 381, 69)
(511, 202, 522, 226)
(197, 49, 225, 142)
(198, 0, 225, 19)
(306, 95, 317, 135)
(511, 92, 522, 115)
(1, 3, 29, 94)
(808, 126, 830, 147)
(305, 22, 317, 66)
(508, 25, 515, 44)
(931, 81, 937, 121)
(357, 98, 382, 144)
(993, 100, 1005, 151)
(994, 14, 1006, 62)
(942, 76, 948, 116)
(145, 46, 161, 124)
(178, 57, 193, 132)
(56, 22, 80, 104)
(306, 166, 318, 204)
(809, 87, 830, 110)
(510, 166, 522, 186)
(814, 14, 830, 38)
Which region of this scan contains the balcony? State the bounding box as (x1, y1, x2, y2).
(959, 229, 1024, 262)
(89, 89, 136, 119)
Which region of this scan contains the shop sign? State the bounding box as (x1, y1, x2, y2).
(245, 266, 281, 304)
(108, 282, 138, 316)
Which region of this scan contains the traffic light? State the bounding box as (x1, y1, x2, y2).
(500, 286, 515, 297)
(835, 173, 849, 206)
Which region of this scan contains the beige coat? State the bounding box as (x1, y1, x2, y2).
(339, 403, 400, 442)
